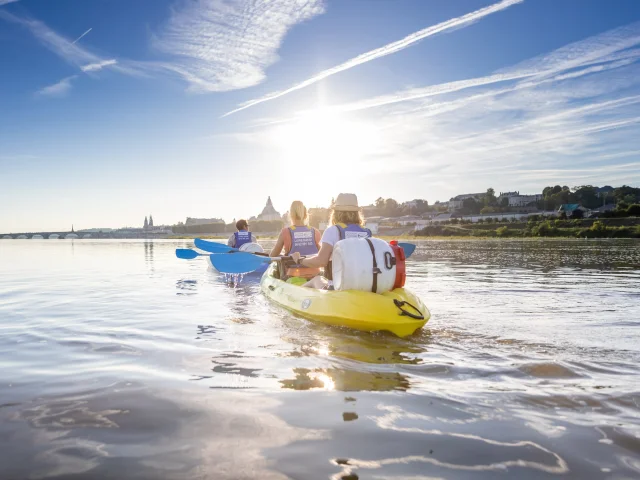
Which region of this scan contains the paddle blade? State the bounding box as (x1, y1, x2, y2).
(195, 238, 236, 253)
(209, 252, 270, 274)
(176, 249, 200, 260)
(398, 242, 416, 258)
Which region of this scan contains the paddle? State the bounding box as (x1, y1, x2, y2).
(176, 249, 210, 260)
(398, 242, 416, 258)
(210, 252, 281, 274)
(194, 238, 237, 253)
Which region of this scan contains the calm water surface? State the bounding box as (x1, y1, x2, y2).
(1, 239, 639, 479)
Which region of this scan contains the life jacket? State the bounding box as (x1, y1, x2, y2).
(336, 223, 372, 240)
(285, 226, 320, 279)
(286, 226, 319, 256)
(325, 223, 372, 281)
(234, 230, 252, 248)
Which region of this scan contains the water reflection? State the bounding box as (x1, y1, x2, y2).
(280, 368, 410, 392)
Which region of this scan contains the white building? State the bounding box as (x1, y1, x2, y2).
(365, 222, 379, 234)
(252, 196, 282, 222)
(498, 191, 543, 207)
(448, 193, 485, 212)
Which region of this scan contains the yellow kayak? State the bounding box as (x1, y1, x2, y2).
(260, 263, 430, 337)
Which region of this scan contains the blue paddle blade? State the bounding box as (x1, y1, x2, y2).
(176, 248, 200, 259)
(209, 252, 270, 274)
(195, 238, 236, 253)
(398, 242, 416, 258)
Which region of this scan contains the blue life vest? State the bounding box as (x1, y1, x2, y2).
(287, 226, 319, 256)
(234, 230, 252, 248)
(336, 223, 372, 240)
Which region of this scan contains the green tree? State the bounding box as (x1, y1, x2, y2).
(570, 208, 584, 219)
(485, 188, 497, 207)
(384, 198, 400, 217)
(462, 197, 481, 214)
(572, 185, 600, 209)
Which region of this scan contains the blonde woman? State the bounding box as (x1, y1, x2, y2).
(270, 200, 322, 279)
(291, 193, 371, 289)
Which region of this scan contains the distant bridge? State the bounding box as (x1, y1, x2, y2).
(1, 231, 173, 239)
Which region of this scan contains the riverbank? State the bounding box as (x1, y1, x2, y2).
(416, 218, 640, 239)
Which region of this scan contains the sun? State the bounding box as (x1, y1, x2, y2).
(268, 109, 382, 177)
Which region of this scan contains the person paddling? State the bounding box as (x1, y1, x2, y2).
(227, 219, 257, 249)
(270, 201, 321, 282)
(291, 193, 371, 289)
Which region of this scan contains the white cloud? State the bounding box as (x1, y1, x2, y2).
(36, 75, 77, 97)
(239, 21, 640, 200)
(0, 0, 20, 5)
(72, 27, 92, 45)
(81, 59, 117, 72)
(152, 0, 325, 93)
(0, 10, 138, 77)
(223, 0, 524, 116)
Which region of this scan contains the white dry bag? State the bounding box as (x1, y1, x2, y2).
(332, 237, 397, 293)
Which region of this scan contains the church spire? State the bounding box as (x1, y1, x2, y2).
(149, 214, 154, 227)
(144, 216, 148, 229)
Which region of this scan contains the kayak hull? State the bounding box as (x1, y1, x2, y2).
(260, 264, 429, 337)
(208, 255, 268, 275)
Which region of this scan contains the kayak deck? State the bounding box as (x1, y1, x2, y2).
(260, 264, 430, 337)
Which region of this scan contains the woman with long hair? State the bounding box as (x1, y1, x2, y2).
(291, 193, 371, 289)
(270, 200, 322, 280)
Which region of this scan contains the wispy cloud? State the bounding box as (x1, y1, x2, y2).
(36, 75, 77, 97)
(72, 27, 92, 44)
(0, 0, 20, 5)
(152, 0, 325, 93)
(81, 59, 117, 72)
(0, 10, 137, 76)
(241, 21, 640, 197)
(223, 0, 524, 116)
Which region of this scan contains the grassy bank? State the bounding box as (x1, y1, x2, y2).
(416, 219, 640, 239)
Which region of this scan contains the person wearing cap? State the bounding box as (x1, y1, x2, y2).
(291, 193, 372, 289)
(227, 219, 257, 248)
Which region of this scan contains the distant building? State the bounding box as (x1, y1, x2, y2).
(144, 216, 148, 229)
(365, 222, 379, 234)
(185, 217, 225, 226)
(396, 215, 423, 225)
(448, 193, 485, 211)
(430, 213, 454, 223)
(149, 215, 154, 228)
(252, 196, 281, 222)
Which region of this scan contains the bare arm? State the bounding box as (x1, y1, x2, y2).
(291, 243, 333, 268)
(270, 230, 285, 257)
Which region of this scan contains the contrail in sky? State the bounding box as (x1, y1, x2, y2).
(223, 0, 524, 117)
(72, 27, 92, 44)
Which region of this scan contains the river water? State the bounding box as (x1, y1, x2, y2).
(1, 239, 639, 479)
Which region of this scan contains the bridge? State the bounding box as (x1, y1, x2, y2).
(1, 230, 174, 239)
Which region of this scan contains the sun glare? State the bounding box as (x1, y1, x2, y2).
(268, 110, 381, 180)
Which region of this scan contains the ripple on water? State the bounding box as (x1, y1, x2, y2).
(1, 239, 640, 478)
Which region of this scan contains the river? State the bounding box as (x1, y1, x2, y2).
(1, 239, 639, 479)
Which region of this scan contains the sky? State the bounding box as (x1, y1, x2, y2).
(1, 0, 640, 232)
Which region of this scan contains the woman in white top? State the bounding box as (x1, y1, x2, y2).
(291, 193, 371, 289)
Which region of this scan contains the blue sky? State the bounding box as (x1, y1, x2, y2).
(1, 0, 640, 232)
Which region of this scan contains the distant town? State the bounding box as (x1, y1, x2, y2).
(2, 185, 639, 239)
